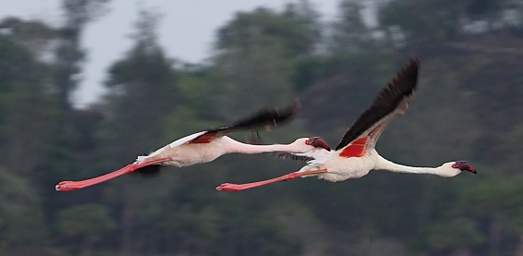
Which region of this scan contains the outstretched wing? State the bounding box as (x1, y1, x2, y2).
(189, 101, 300, 143)
(335, 59, 419, 155)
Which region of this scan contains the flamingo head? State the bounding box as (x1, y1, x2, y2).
(304, 137, 331, 151)
(440, 161, 477, 177)
(289, 137, 331, 152)
(451, 161, 477, 174)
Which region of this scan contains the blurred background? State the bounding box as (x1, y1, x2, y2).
(0, 0, 522, 255)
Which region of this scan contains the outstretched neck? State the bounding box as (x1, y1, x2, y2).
(374, 154, 451, 177)
(224, 137, 297, 154)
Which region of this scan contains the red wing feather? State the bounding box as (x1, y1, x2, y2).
(189, 131, 218, 144)
(339, 137, 369, 158)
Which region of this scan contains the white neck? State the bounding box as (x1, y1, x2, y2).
(223, 137, 301, 154)
(374, 154, 458, 177)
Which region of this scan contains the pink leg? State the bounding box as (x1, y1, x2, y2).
(216, 168, 327, 192)
(55, 157, 171, 192)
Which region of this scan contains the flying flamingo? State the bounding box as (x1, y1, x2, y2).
(55, 102, 327, 192)
(216, 59, 477, 192)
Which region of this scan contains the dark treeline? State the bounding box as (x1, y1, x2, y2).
(0, 0, 522, 255)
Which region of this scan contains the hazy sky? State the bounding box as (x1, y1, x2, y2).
(0, 0, 340, 106)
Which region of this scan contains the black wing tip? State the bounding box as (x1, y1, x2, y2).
(334, 59, 421, 150)
(400, 58, 420, 77)
(406, 58, 420, 77)
(406, 58, 420, 76)
(212, 100, 301, 133)
(408, 57, 420, 66)
(388, 58, 420, 94)
(246, 100, 300, 128)
(275, 99, 302, 123)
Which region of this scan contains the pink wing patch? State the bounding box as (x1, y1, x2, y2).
(189, 132, 217, 144)
(339, 137, 369, 158)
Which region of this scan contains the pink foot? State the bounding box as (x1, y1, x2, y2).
(216, 168, 328, 193)
(55, 181, 78, 192)
(55, 180, 93, 192)
(216, 183, 245, 192)
(216, 171, 306, 192)
(55, 157, 171, 192)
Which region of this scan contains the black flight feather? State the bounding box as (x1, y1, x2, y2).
(335, 59, 419, 150)
(213, 100, 300, 133)
(192, 101, 300, 142)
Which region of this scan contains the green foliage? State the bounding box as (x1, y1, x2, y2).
(216, 5, 319, 59)
(329, 0, 372, 53)
(211, 5, 320, 120)
(459, 176, 523, 230)
(0, 169, 47, 250)
(101, 30, 178, 163)
(378, 0, 523, 46)
(379, 0, 462, 43)
(424, 218, 485, 251)
(58, 204, 115, 239)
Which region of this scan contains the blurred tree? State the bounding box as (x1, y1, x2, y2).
(0, 169, 47, 254)
(58, 204, 115, 256)
(422, 218, 484, 254)
(213, 5, 320, 119)
(55, 0, 110, 110)
(0, 17, 57, 58)
(0, 29, 55, 175)
(42, 1, 111, 239)
(99, 9, 179, 255)
(329, 0, 372, 53)
(378, 0, 463, 46)
(101, 9, 178, 166)
(378, 0, 523, 48)
(216, 3, 319, 59)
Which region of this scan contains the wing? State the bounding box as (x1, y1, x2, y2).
(167, 131, 209, 146)
(137, 131, 208, 161)
(190, 101, 300, 143)
(335, 59, 419, 155)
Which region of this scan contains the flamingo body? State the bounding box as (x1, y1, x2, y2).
(137, 132, 230, 167)
(216, 59, 477, 192)
(315, 152, 375, 182)
(55, 103, 320, 192)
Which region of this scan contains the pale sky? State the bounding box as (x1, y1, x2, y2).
(0, 0, 340, 106)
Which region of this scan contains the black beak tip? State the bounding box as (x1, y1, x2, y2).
(452, 161, 477, 175)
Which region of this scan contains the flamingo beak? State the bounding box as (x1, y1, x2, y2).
(305, 137, 331, 151)
(452, 161, 477, 174)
